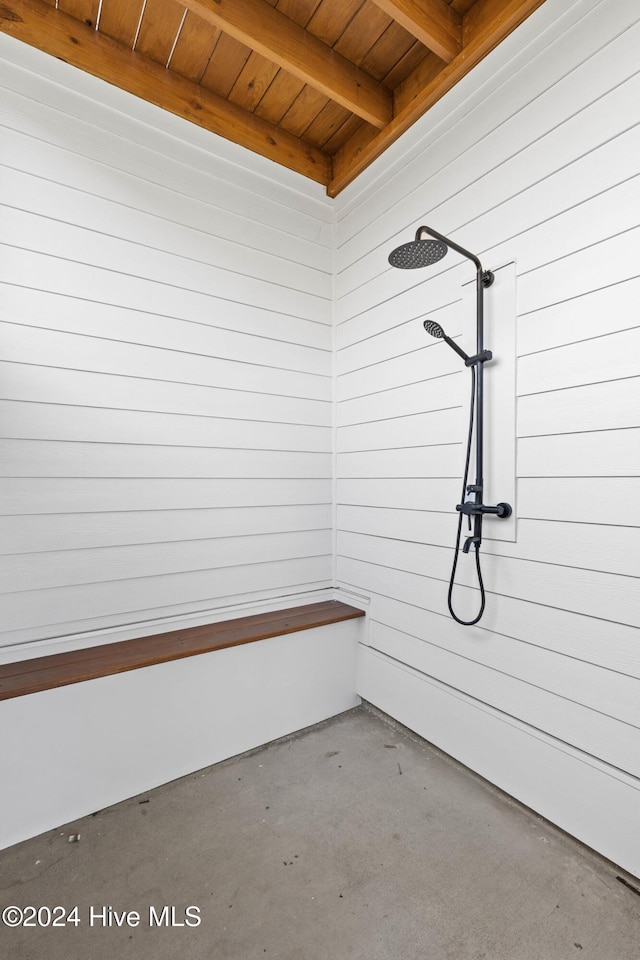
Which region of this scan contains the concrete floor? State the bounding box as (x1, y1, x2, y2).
(1, 704, 639, 960)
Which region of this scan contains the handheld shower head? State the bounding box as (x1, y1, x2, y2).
(423, 319, 470, 364)
(423, 320, 446, 339)
(388, 229, 447, 269)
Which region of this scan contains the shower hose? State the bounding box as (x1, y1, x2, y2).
(447, 365, 486, 626)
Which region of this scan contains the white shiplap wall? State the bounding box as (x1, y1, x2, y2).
(0, 37, 335, 651)
(1, 0, 639, 875)
(334, 0, 640, 875)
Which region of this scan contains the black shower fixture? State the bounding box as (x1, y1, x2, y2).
(422, 319, 471, 364)
(388, 226, 512, 626)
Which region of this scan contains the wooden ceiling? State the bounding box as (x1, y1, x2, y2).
(0, 0, 547, 196)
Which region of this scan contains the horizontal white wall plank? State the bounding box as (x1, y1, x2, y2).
(0, 164, 331, 293)
(367, 590, 640, 691)
(338, 478, 459, 512)
(518, 378, 640, 437)
(337, 298, 463, 372)
(0, 273, 329, 372)
(339, 561, 640, 681)
(518, 477, 639, 526)
(0, 477, 331, 514)
(337, 407, 462, 453)
(0, 126, 332, 270)
(0, 504, 332, 555)
(1, 557, 332, 637)
(337, 446, 462, 479)
(337, 344, 461, 401)
(367, 620, 640, 773)
(0, 363, 330, 426)
(0, 400, 331, 452)
(2, 529, 333, 593)
(0, 206, 330, 318)
(517, 276, 640, 355)
(0, 440, 331, 480)
(1, 275, 331, 351)
(338, 532, 639, 626)
(338, 372, 462, 426)
(1, 322, 331, 401)
(517, 226, 640, 317)
(519, 430, 640, 476)
(519, 328, 640, 395)
(338, 504, 459, 550)
(338, 505, 640, 575)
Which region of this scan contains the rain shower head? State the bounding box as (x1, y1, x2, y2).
(388, 229, 447, 269)
(389, 226, 488, 277)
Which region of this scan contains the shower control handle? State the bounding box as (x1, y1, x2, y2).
(456, 501, 512, 519)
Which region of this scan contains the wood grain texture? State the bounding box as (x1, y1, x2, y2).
(0, 602, 365, 700)
(329, 0, 548, 194)
(370, 0, 462, 62)
(183, 0, 393, 127)
(0, 0, 332, 184)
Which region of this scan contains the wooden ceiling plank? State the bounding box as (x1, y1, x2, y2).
(323, 113, 365, 154)
(0, 0, 332, 184)
(57, 0, 99, 27)
(360, 20, 418, 82)
(135, 0, 185, 65)
(228, 50, 281, 113)
(382, 36, 428, 88)
(181, 0, 392, 128)
(200, 32, 253, 100)
(393, 48, 449, 113)
(167, 10, 220, 83)
(368, 0, 461, 62)
(275, 0, 323, 28)
(253, 69, 306, 125)
(97, 0, 144, 47)
(279, 84, 329, 139)
(306, 0, 365, 47)
(329, 0, 548, 195)
(333, 3, 392, 66)
(303, 99, 351, 150)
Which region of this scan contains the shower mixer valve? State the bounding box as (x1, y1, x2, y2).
(456, 499, 512, 519)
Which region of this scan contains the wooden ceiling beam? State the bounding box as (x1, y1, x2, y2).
(328, 0, 547, 195)
(0, 0, 332, 185)
(182, 0, 393, 129)
(368, 0, 462, 63)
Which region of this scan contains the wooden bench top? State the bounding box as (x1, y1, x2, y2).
(0, 600, 365, 701)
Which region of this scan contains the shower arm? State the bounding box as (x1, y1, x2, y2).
(416, 228, 510, 547)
